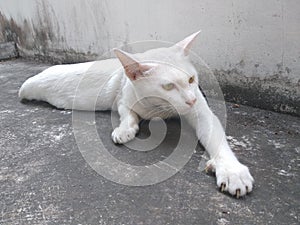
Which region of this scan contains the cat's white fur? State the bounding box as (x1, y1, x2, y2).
(19, 31, 254, 197)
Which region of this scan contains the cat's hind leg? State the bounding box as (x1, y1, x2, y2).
(111, 104, 140, 144)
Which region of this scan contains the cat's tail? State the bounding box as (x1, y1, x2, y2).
(18, 75, 44, 101)
(18, 77, 30, 99)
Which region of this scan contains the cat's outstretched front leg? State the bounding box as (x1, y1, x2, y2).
(112, 104, 140, 144)
(185, 89, 254, 197)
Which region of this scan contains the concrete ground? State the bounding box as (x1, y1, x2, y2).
(0, 59, 299, 225)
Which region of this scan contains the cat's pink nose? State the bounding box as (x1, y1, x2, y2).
(185, 98, 197, 106)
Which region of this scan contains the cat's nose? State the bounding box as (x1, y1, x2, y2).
(185, 98, 197, 106)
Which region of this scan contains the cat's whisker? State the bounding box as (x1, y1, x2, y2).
(143, 105, 175, 119)
(142, 107, 166, 119)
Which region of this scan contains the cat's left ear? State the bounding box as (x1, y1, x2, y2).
(114, 49, 152, 81)
(174, 30, 201, 56)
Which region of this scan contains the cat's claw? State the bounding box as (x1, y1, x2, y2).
(205, 164, 215, 173)
(214, 158, 254, 198)
(220, 183, 226, 192)
(236, 189, 241, 199)
(111, 126, 138, 144)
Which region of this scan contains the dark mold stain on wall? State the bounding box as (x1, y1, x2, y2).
(0, 12, 27, 46)
(214, 68, 300, 116)
(0, 11, 97, 64)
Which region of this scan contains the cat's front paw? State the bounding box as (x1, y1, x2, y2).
(111, 126, 138, 144)
(212, 158, 254, 198)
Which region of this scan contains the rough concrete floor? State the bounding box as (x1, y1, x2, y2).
(0, 59, 299, 225)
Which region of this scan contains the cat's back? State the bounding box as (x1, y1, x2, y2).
(21, 58, 120, 86)
(19, 58, 122, 109)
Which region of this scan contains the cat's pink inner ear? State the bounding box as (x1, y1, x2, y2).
(175, 30, 201, 56)
(114, 49, 151, 81)
(124, 63, 151, 81)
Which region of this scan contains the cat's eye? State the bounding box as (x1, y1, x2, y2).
(189, 76, 195, 84)
(162, 83, 175, 90)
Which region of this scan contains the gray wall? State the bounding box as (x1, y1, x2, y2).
(0, 0, 299, 115)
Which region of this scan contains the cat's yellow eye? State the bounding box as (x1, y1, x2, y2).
(189, 76, 195, 84)
(162, 83, 175, 90)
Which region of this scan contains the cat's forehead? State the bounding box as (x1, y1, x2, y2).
(138, 47, 197, 81)
(158, 60, 197, 78)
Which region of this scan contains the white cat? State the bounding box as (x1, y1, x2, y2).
(19, 31, 254, 197)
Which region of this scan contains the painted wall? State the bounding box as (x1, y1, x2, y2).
(0, 0, 299, 115)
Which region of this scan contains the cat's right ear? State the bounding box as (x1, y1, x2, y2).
(114, 49, 152, 81)
(173, 30, 201, 56)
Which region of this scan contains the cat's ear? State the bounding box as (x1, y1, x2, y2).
(174, 30, 201, 56)
(114, 49, 152, 81)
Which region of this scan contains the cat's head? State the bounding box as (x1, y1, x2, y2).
(114, 31, 201, 115)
